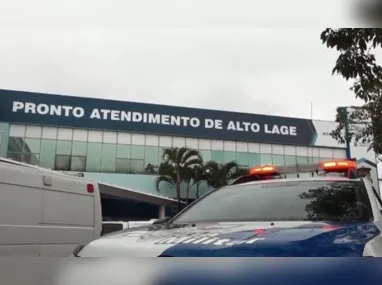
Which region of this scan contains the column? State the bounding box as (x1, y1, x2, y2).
(158, 205, 166, 219)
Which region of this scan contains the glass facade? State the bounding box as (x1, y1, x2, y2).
(5, 124, 347, 174)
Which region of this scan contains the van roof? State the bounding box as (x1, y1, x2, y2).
(1, 157, 66, 174)
(0, 157, 94, 180)
(1, 157, 181, 204)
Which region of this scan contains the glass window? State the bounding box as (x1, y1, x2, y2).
(7, 152, 23, 162)
(40, 139, 57, 169)
(23, 138, 41, 154)
(236, 152, 249, 167)
(101, 223, 123, 235)
(144, 146, 159, 174)
(86, 142, 102, 172)
(173, 180, 373, 223)
(131, 145, 145, 159)
(9, 125, 25, 137)
(72, 142, 87, 156)
(224, 151, 236, 163)
(297, 156, 309, 164)
(101, 144, 117, 172)
(117, 145, 131, 158)
(158, 147, 168, 162)
(71, 156, 86, 171)
(199, 150, 211, 162)
(307, 156, 315, 163)
(7, 137, 24, 152)
(56, 141, 72, 155)
(248, 153, 261, 166)
(130, 159, 145, 173)
(312, 157, 320, 163)
(211, 151, 224, 163)
(260, 154, 272, 165)
(55, 155, 71, 170)
(272, 154, 285, 166)
(116, 158, 131, 173)
(23, 153, 39, 165)
(285, 155, 297, 166)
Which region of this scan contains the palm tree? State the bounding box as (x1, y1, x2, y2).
(182, 167, 194, 204)
(156, 147, 203, 212)
(192, 165, 206, 199)
(155, 160, 177, 193)
(204, 161, 245, 189)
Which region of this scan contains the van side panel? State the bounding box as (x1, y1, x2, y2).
(93, 183, 102, 239)
(39, 174, 99, 257)
(0, 163, 43, 256)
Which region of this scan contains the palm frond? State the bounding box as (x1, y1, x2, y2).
(204, 160, 219, 171)
(222, 161, 239, 174)
(183, 157, 203, 168)
(180, 167, 193, 183)
(176, 147, 190, 163)
(182, 149, 203, 164)
(155, 175, 175, 192)
(191, 165, 205, 186)
(157, 161, 176, 180)
(162, 147, 177, 161)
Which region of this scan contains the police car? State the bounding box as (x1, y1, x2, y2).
(74, 159, 382, 257)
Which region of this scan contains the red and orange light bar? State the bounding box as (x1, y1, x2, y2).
(250, 165, 279, 175)
(319, 159, 357, 172)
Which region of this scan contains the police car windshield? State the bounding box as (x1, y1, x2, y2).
(173, 180, 373, 223)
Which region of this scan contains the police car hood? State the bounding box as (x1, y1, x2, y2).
(78, 221, 380, 257)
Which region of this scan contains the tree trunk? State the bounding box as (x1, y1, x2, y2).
(186, 183, 190, 205)
(176, 170, 181, 213)
(196, 183, 200, 199)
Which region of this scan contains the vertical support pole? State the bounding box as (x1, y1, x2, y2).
(344, 107, 352, 159)
(158, 205, 166, 219)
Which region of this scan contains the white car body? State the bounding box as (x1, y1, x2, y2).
(76, 176, 382, 257)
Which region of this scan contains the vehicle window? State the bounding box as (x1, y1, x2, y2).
(372, 186, 382, 209)
(173, 180, 373, 223)
(101, 223, 123, 235)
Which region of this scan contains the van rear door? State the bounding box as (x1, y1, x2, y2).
(39, 173, 100, 256)
(0, 162, 43, 256)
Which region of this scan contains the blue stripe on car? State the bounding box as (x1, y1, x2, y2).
(159, 222, 380, 257)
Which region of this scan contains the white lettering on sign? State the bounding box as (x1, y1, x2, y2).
(227, 121, 260, 133)
(205, 119, 223, 130)
(11, 101, 301, 137)
(88, 108, 201, 128)
(264, 124, 297, 136)
(12, 101, 85, 118)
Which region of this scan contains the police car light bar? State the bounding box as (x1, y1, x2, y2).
(319, 160, 357, 173)
(249, 165, 279, 176)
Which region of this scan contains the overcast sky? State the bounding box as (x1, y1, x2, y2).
(0, 0, 378, 122)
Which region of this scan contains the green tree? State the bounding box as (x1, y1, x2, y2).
(330, 102, 382, 160)
(320, 28, 382, 158)
(204, 161, 244, 189)
(298, 183, 360, 221)
(156, 160, 177, 192)
(191, 165, 207, 199)
(155, 147, 203, 212)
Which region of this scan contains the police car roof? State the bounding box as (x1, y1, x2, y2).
(230, 176, 362, 187)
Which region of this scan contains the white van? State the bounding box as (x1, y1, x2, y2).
(0, 157, 102, 257)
